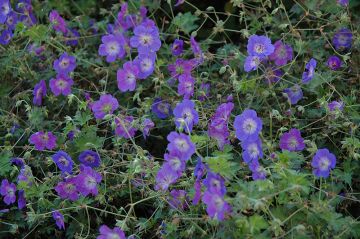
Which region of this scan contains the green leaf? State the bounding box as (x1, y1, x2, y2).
(74, 126, 104, 151)
(0, 151, 12, 176)
(205, 145, 240, 179)
(172, 12, 199, 34)
(249, 215, 268, 234)
(24, 24, 48, 42)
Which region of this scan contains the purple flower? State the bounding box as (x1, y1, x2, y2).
(284, 84, 303, 105)
(155, 164, 179, 191)
(190, 36, 204, 63)
(241, 137, 263, 163)
(194, 158, 206, 180)
(168, 59, 193, 79)
(192, 179, 202, 205)
(302, 58, 317, 84)
(76, 165, 102, 197)
(134, 52, 156, 79)
(29, 131, 57, 151)
(175, 0, 185, 7)
(311, 148, 336, 178)
(115, 116, 137, 139)
(247, 35, 274, 57)
(0, 0, 10, 24)
(52, 210, 65, 230)
(248, 159, 266, 180)
(5, 11, 18, 30)
(332, 28, 352, 50)
(55, 177, 79, 201)
(202, 191, 231, 221)
(33, 80, 47, 106)
(151, 98, 172, 119)
(203, 172, 226, 196)
(172, 39, 184, 56)
(168, 189, 188, 209)
(327, 101, 344, 112)
(244, 55, 261, 72)
(17, 166, 33, 186)
(52, 151, 74, 174)
(178, 74, 195, 99)
(65, 28, 80, 46)
(264, 67, 284, 85)
(18, 190, 26, 209)
(78, 150, 101, 168)
(279, 128, 305, 152)
(117, 61, 140, 92)
(234, 109, 263, 142)
(49, 74, 74, 96)
(49, 10, 67, 34)
(98, 34, 126, 63)
(173, 99, 199, 133)
(91, 94, 119, 120)
(97, 225, 126, 239)
(327, 56, 341, 70)
(337, 0, 349, 6)
(142, 118, 154, 139)
(167, 131, 196, 161)
(10, 158, 25, 168)
(53, 52, 76, 75)
(16, 0, 36, 26)
(198, 83, 210, 101)
(0, 179, 16, 205)
(164, 152, 186, 176)
(269, 40, 293, 66)
(0, 29, 13, 45)
(130, 20, 161, 53)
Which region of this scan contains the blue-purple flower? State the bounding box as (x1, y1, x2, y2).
(302, 58, 317, 84)
(18, 190, 26, 209)
(269, 40, 293, 66)
(91, 94, 119, 120)
(202, 190, 231, 221)
(55, 177, 79, 201)
(332, 28, 352, 50)
(168, 189, 188, 209)
(142, 118, 154, 139)
(97, 225, 126, 239)
(244, 55, 261, 72)
(29, 131, 57, 151)
(130, 19, 161, 53)
(117, 61, 140, 92)
(327, 56, 341, 70)
(311, 148, 336, 178)
(0, 0, 10, 24)
(241, 138, 263, 163)
(173, 99, 199, 133)
(98, 34, 126, 63)
(167, 131, 195, 161)
(178, 74, 195, 99)
(151, 98, 172, 119)
(115, 116, 137, 139)
(0, 29, 13, 45)
(155, 164, 179, 191)
(78, 150, 101, 168)
(234, 109, 263, 142)
(203, 172, 226, 196)
(327, 101, 344, 113)
(49, 74, 74, 96)
(172, 39, 184, 56)
(279, 128, 305, 152)
(284, 84, 303, 105)
(247, 35, 274, 57)
(76, 165, 102, 197)
(53, 52, 77, 75)
(49, 10, 67, 34)
(52, 151, 74, 174)
(248, 159, 266, 180)
(134, 52, 156, 79)
(52, 210, 65, 230)
(0, 179, 16, 205)
(33, 80, 47, 106)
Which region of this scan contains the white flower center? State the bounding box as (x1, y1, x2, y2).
(243, 118, 257, 134)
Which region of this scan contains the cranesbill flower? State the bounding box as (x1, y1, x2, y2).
(65, 28, 80, 46)
(0, 179, 16, 205)
(203, 172, 226, 196)
(53, 52, 76, 75)
(234, 109, 263, 142)
(134, 52, 156, 79)
(302, 58, 317, 84)
(10, 158, 25, 168)
(264, 67, 283, 85)
(247, 35, 274, 57)
(5, 11, 17, 30)
(78, 150, 101, 168)
(241, 137, 263, 163)
(33, 80, 47, 106)
(337, 0, 349, 6)
(49, 74, 74, 96)
(248, 159, 266, 180)
(115, 116, 137, 139)
(284, 84, 303, 105)
(52, 210, 65, 230)
(167, 131, 195, 161)
(76, 165, 102, 197)
(327, 101, 344, 112)
(202, 191, 231, 221)
(29, 131, 57, 150)
(98, 34, 126, 63)
(97, 225, 126, 239)
(49, 10, 67, 34)
(18, 190, 26, 209)
(173, 99, 199, 133)
(55, 177, 79, 201)
(175, 0, 185, 7)
(168, 58, 193, 79)
(130, 20, 161, 53)
(117, 61, 140, 92)
(164, 152, 186, 176)
(52, 151, 74, 174)
(311, 148, 336, 178)
(194, 158, 206, 180)
(178, 74, 195, 99)
(17, 165, 33, 186)
(151, 98, 172, 119)
(0, 0, 10, 24)
(141, 118, 154, 139)
(332, 28, 352, 51)
(168, 189, 188, 209)
(91, 94, 119, 120)
(327, 56, 341, 70)
(244, 55, 261, 72)
(172, 39, 184, 56)
(0, 29, 13, 45)
(198, 83, 210, 101)
(155, 164, 179, 191)
(279, 128, 305, 152)
(16, 0, 36, 27)
(269, 40, 293, 66)
(192, 179, 202, 205)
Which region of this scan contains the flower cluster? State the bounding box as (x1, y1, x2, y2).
(49, 10, 80, 46)
(50, 52, 77, 96)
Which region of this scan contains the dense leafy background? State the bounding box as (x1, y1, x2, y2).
(0, 0, 359, 238)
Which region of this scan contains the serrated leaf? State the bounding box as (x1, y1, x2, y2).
(172, 12, 199, 34)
